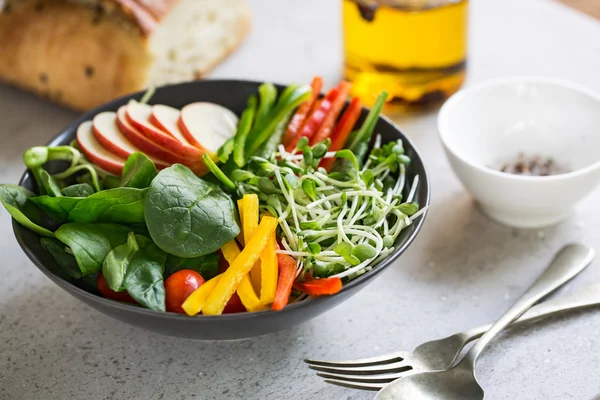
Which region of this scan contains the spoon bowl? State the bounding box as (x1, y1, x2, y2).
(374, 359, 483, 400)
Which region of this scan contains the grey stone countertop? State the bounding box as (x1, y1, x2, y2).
(1, 0, 600, 399)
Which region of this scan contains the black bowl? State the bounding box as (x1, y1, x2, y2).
(13, 80, 430, 340)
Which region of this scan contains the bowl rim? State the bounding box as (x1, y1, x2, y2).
(438, 76, 600, 182)
(14, 79, 430, 322)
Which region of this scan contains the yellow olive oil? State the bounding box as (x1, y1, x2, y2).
(343, 0, 468, 110)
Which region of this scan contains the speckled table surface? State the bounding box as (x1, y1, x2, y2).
(1, 1, 600, 399)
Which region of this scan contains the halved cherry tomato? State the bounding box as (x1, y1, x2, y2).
(165, 270, 205, 314)
(97, 274, 137, 304)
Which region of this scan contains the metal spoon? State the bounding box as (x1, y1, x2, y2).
(375, 244, 595, 400)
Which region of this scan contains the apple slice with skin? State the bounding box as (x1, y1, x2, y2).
(116, 106, 210, 176)
(178, 102, 238, 153)
(126, 101, 204, 160)
(150, 104, 192, 145)
(77, 120, 126, 175)
(116, 106, 190, 165)
(93, 111, 170, 169)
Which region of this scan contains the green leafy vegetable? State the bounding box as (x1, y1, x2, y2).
(61, 183, 95, 197)
(165, 253, 220, 279)
(119, 153, 157, 189)
(32, 187, 147, 223)
(123, 235, 167, 311)
(102, 232, 139, 291)
(41, 237, 82, 279)
(0, 184, 54, 237)
(55, 223, 131, 275)
(145, 164, 240, 258)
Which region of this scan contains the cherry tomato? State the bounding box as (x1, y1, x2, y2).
(223, 292, 247, 314)
(97, 274, 137, 304)
(165, 270, 205, 314)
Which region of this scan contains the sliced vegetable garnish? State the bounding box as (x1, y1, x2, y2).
(221, 239, 265, 312)
(181, 274, 222, 316)
(286, 88, 339, 151)
(282, 76, 323, 147)
(294, 277, 342, 296)
(320, 97, 362, 171)
(272, 254, 297, 311)
(311, 80, 352, 144)
(241, 194, 262, 293)
(233, 95, 258, 167)
(203, 216, 278, 315)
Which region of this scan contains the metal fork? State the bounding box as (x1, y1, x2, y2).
(305, 283, 600, 391)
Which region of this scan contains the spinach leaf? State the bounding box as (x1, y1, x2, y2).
(39, 170, 63, 197)
(61, 183, 94, 197)
(120, 153, 157, 189)
(32, 187, 147, 224)
(123, 235, 167, 311)
(55, 223, 131, 275)
(102, 232, 139, 292)
(165, 253, 220, 279)
(0, 184, 54, 237)
(30, 196, 81, 221)
(145, 165, 240, 258)
(41, 237, 82, 279)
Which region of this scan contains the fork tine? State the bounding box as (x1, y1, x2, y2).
(317, 370, 410, 383)
(323, 378, 385, 391)
(304, 351, 405, 368)
(308, 360, 411, 375)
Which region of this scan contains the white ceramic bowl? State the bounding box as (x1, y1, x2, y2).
(438, 77, 600, 228)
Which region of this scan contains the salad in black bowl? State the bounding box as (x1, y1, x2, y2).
(4, 78, 429, 339)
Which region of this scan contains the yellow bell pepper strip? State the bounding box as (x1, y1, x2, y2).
(259, 229, 278, 304)
(236, 198, 245, 245)
(181, 275, 222, 316)
(242, 194, 262, 293)
(221, 239, 265, 312)
(203, 216, 278, 315)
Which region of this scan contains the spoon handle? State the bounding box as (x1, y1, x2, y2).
(463, 282, 600, 340)
(463, 244, 594, 367)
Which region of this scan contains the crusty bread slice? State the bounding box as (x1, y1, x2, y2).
(148, 0, 251, 85)
(0, 0, 251, 110)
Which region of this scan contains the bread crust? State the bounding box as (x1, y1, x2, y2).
(0, 0, 152, 110)
(0, 0, 251, 110)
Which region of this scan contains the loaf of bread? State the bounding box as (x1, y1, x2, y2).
(0, 0, 251, 110)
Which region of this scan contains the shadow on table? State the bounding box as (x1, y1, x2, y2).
(0, 282, 311, 400)
(393, 187, 571, 286)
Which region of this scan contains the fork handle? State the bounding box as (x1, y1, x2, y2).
(462, 282, 600, 341)
(462, 244, 595, 368)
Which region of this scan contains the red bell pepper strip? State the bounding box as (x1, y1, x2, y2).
(293, 277, 343, 296)
(282, 76, 323, 147)
(286, 88, 339, 151)
(272, 254, 297, 311)
(319, 97, 363, 171)
(310, 81, 352, 145)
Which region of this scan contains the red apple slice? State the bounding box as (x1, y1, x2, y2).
(178, 102, 238, 153)
(93, 111, 170, 169)
(116, 106, 190, 165)
(150, 104, 192, 145)
(77, 120, 126, 175)
(126, 101, 203, 160)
